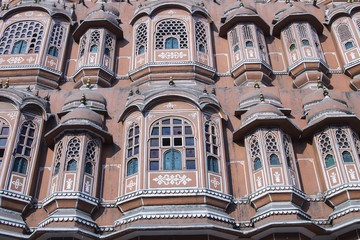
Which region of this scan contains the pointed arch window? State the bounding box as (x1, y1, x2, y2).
(127, 123, 140, 158)
(165, 37, 179, 49)
(195, 21, 208, 53)
(47, 24, 64, 57)
(253, 157, 262, 171)
(53, 141, 63, 176)
(249, 135, 262, 171)
(66, 137, 80, 172)
(265, 132, 281, 166)
(85, 140, 97, 175)
(207, 156, 219, 173)
(135, 23, 147, 56)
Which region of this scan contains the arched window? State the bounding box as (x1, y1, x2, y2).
(0, 119, 9, 165)
(85, 162, 93, 175)
(85, 140, 97, 175)
(127, 123, 140, 158)
(47, 46, 58, 57)
(12, 157, 27, 174)
(164, 149, 182, 170)
(127, 158, 138, 176)
(234, 45, 239, 53)
(135, 23, 147, 56)
(79, 35, 87, 58)
(289, 44, 296, 51)
(0, 21, 44, 54)
(245, 41, 253, 47)
(54, 162, 60, 175)
(66, 137, 80, 171)
(165, 37, 179, 49)
(66, 159, 77, 171)
(53, 141, 63, 176)
(155, 20, 188, 49)
(302, 39, 310, 46)
(207, 156, 219, 173)
(283, 136, 294, 169)
(104, 48, 110, 56)
(337, 23, 353, 44)
(16, 121, 35, 157)
(345, 41, 354, 50)
(195, 21, 208, 53)
(149, 117, 195, 171)
(269, 154, 280, 165)
(254, 157, 262, 171)
(12, 40, 27, 54)
(47, 24, 64, 57)
(342, 151, 353, 163)
(325, 154, 335, 168)
(90, 45, 98, 52)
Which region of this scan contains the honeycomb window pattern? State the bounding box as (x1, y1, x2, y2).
(155, 20, 188, 49)
(85, 140, 97, 175)
(47, 24, 64, 57)
(265, 132, 279, 152)
(79, 35, 87, 57)
(195, 21, 208, 53)
(90, 31, 100, 45)
(135, 23, 147, 55)
(318, 132, 333, 156)
(335, 128, 351, 149)
(53, 141, 63, 176)
(249, 135, 260, 159)
(0, 119, 9, 165)
(0, 21, 44, 55)
(66, 137, 80, 159)
(337, 23, 353, 43)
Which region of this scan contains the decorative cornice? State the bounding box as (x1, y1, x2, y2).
(251, 208, 311, 223)
(42, 192, 99, 207)
(230, 59, 272, 75)
(323, 183, 360, 198)
(38, 215, 99, 230)
(329, 206, 360, 221)
(114, 212, 235, 227)
(287, 57, 329, 73)
(72, 65, 115, 79)
(0, 189, 32, 203)
(115, 188, 233, 205)
(0, 64, 62, 75)
(248, 186, 306, 201)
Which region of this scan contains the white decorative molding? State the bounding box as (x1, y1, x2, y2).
(126, 180, 136, 191)
(153, 174, 191, 186)
(7, 57, 24, 64)
(158, 52, 187, 60)
(164, 102, 175, 109)
(7, 112, 17, 120)
(210, 177, 220, 188)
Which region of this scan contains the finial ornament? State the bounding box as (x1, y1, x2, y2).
(323, 87, 329, 97)
(211, 87, 216, 95)
(254, 81, 260, 89)
(86, 78, 91, 88)
(128, 90, 133, 97)
(203, 87, 207, 93)
(80, 94, 86, 104)
(317, 76, 323, 89)
(260, 92, 265, 102)
(169, 76, 174, 86)
(26, 85, 31, 91)
(35, 90, 39, 96)
(44, 93, 50, 101)
(0, 80, 2, 88)
(135, 88, 140, 94)
(4, 79, 9, 88)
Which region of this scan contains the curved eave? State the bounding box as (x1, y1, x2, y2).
(57, 108, 107, 118)
(219, 15, 270, 37)
(45, 122, 113, 147)
(302, 115, 360, 139)
(233, 117, 301, 142)
(273, 13, 323, 37)
(325, 5, 360, 26)
(130, 2, 213, 25)
(0, 4, 74, 25)
(118, 93, 227, 122)
(73, 19, 123, 42)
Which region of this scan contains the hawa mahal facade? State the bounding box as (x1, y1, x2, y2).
(0, 0, 359, 239)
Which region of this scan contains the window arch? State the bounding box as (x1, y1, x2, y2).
(135, 23, 147, 56)
(89, 30, 100, 53)
(85, 140, 97, 175)
(149, 117, 195, 171)
(66, 137, 80, 172)
(16, 121, 36, 157)
(127, 158, 138, 176)
(195, 21, 208, 53)
(53, 141, 63, 176)
(12, 157, 27, 174)
(66, 159, 77, 171)
(90, 44, 98, 52)
(318, 132, 336, 168)
(245, 41, 253, 47)
(249, 135, 262, 171)
(0, 119, 10, 166)
(47, 24, 64, 57)
(165, 37, 179, 49)
(104, 34, 114, 57)
(265, 132, 281, 166)
(164, 149, 182, 170)
(0, 21, 44, 54)
(79, 35, 87, 58)
(155, 19, 188, 49)
(283, 135, 294, 169)
(234, 45, 239, 53)
(127, 123, 140, 158)
(325, 154, 335, 168)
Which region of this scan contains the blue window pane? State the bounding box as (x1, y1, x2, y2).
(164, 149, 182, 170)
(90, 45, 98, 52)
(12, 40, 27, 54)
(12, 157, 27, 174)
(127, 158, 138, 176)
(342, 151, 353, 163)
(185, 137, 194, 146)
(54, 162, 60, 175)
(0, 138, 7, 147)
(48, 46, 59, 57)
(302, 39, 310, 46)
(207, 156, 219, 173)
(104, 48, 110, 56)
(165, 37, 179, 49)
(85, 162, 93, 175)
(269, 154, 280, 165)
(245, 41, 253, 47)
(345, 41, 354, 50)
(162, 127, 171, 135)
(254, 157, 262, 171)
(186, 160, 196, 170)
(66, 159, 77, 171)
(138, 45, 145, 55)
(325, 154, 335, 168)
(151, 127, 159, 136)
(150, 161, 159, 171)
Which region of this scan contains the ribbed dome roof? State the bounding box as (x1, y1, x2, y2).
(239, 89, 282, 108)
(61, 105, 103, 126)
(307, 97, 352, 124)
(242, 102, 284, 123)
(224, 2, 257, 16)
(302, 89, 345, 108)
(87, 3, 119, 17)
(64, 90, 106, 106)
(274, 4, 307, 21)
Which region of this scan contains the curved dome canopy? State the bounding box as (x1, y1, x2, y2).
(61, 105, 103, 127)
(307, 97, 351, 124)
(324, 3, 360, 25)
(219, 2, 269, 37)
(302, 89, 346, 109)
(73, 3, 123, 42)
(239, 88, 282, 109)
(272, 3, 323, 36)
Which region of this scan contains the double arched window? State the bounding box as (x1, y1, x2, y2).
(65, 137, 80, 172)
(148, 117, 195, 171)
(155, 20, 188, 50)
